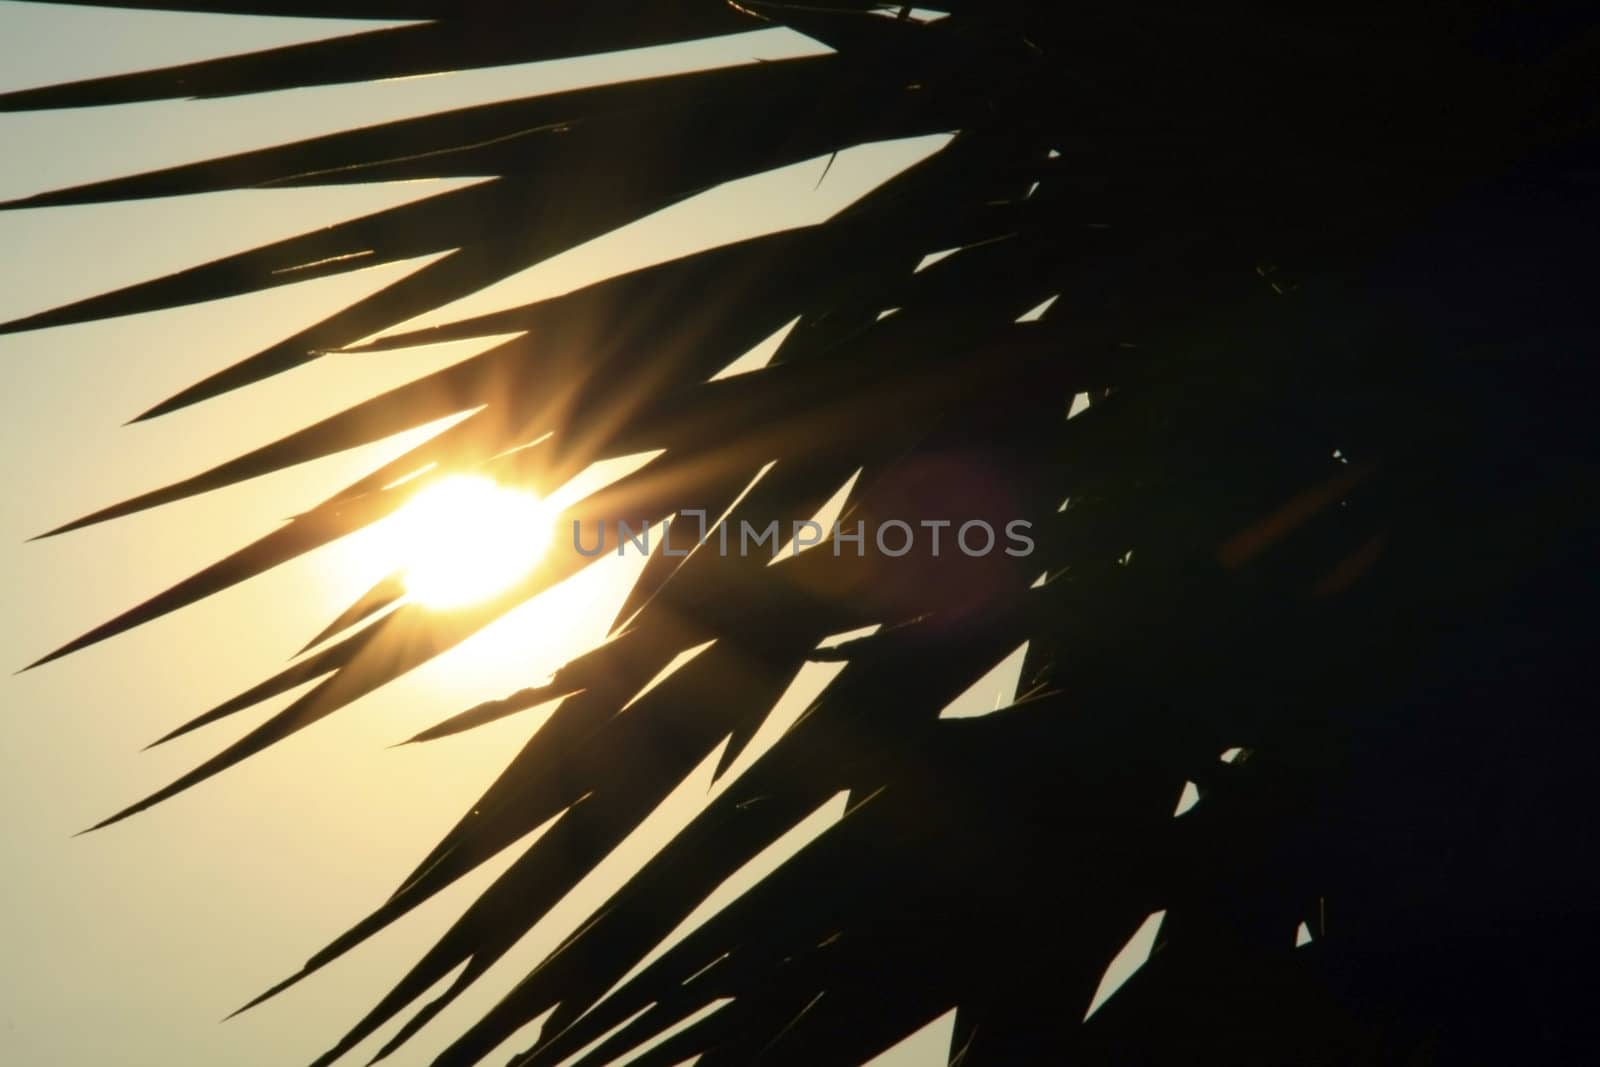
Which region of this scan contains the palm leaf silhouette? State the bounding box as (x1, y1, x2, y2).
(10, 4, 1598, 1064)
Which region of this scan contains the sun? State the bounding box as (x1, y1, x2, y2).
(390, 475, 553, 609)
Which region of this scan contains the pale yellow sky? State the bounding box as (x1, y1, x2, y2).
(0, 6, 1119, 1065)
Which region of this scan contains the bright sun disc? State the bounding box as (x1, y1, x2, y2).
(393, 476, 551, 609)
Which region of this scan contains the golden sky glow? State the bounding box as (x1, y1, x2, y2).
(0, 9, 958, 1064)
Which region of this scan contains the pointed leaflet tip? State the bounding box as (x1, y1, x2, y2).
(29, 519, 92, 542)
(399, 684, 568, 744)
(140, 709, 225, 750)
(225, 968, 311, 1021)
(18, 637, 89, 673)
(129, 380, 225, 423)
(74, 806, 138, 836)
(295, 573, 405, 659)
(26, 515, 92, 542)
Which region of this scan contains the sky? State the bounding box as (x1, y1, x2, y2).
(0, 4, 1107, 1065)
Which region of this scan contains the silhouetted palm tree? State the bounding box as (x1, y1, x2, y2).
(7, 4, 1597, 1064)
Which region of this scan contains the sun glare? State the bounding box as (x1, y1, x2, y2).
(392, 475, 552, 609)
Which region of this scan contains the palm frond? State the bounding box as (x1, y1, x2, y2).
(17, 4, 1599, 1065)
